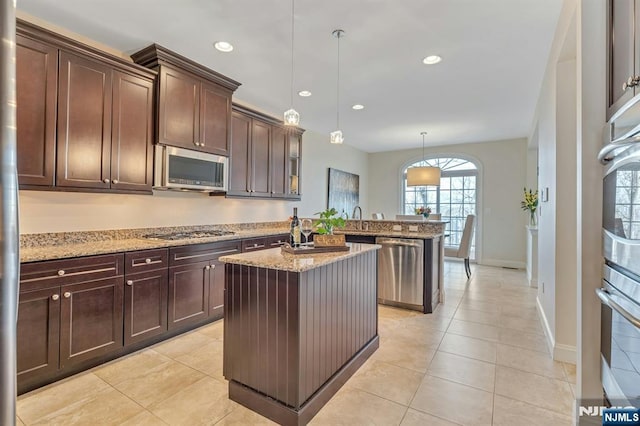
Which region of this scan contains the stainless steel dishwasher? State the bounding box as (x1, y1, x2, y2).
(376, 237, 424, 311)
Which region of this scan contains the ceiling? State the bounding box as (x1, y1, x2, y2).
(17, 0, 563, 153)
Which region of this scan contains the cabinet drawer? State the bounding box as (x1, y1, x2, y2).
(242, 238, 269, 252)
(169, 241, 241, 266)
(20, 254, 124, 291)
(125, 248, 168, 274)
(267, 234, 289, 248)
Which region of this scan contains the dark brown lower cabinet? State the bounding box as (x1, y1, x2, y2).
(60, 277, 124, 368)
(124, 269, 168, 346)
(168, 261, 210, 330)
(208, 260, 225, 319)
(17, 241, 246, 393)
(17, 287, 60, 386)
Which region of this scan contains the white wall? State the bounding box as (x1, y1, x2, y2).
(368, 138, 528, 268)
(19, 129, 369, 233)
(555, 58, 578, 355)
(577, 0, 606, 402)
(529, 0, 583, 367)
(536, 65, 557, 342)
(295, 131, 369, 218)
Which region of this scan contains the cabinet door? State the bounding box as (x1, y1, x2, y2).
(608, 0, 636, 119)
(286, 131, 302, 199)
(124, 269, 168, 346)
(59, 277, 124, 368)
(228, 111, 252, 196)
(111, 71, 154, 192)
(16, 36, 57, 187)
(17, 288, 60, 386)
(251, 119, 271, 197)
(270, 126, 287, 197)
(208, 261, 225, 320)
(168, 261, 210, 330)
(200, 81, 231, 156)
(56, 51, 112, 189)
(158, 66, 200, 150)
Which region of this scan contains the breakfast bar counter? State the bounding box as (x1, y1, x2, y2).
(219, 243, 380, 426)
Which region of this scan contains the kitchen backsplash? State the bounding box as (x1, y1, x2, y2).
(20, 221, 290, 248)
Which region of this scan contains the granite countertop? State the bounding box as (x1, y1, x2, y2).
(20, 218, 447, 263)
(335, 229, 445, 239)
(219, 243, 381, 273)
(20, 228, 291, 263)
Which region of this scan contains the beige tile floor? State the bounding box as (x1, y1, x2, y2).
(16, 262, 576, 425)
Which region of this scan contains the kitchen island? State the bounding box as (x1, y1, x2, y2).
(220, 243, 380, 426)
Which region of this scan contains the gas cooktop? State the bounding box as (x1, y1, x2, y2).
(143, 230, 235, 240)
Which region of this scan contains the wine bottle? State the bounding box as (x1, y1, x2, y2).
(290, 208, 301, 248)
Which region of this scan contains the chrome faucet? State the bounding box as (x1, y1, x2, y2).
(352, 205, 363, 230)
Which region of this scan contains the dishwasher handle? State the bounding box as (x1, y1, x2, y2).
(375, 237, 423, 248)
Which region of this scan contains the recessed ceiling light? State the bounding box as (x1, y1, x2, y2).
(422, 55, 442, 65)
(352, 104, 364, 110)
(298, 90, 312, 97)
(214, 41, 234, 52)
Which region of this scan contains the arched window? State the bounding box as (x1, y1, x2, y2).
(403, 157, 478, 257)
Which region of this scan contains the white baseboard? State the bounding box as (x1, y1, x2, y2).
(480, 259, 526, 269)
(535, 296, 577, 363)
(554, 344, 577, 363)
(536, 296, 555, 354)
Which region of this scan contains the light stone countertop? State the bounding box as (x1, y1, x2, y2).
(219, 243, 381, 273)
(335, 229, 445, 239)
(20, 228, 291, 263)
(19, 219, 446, 263)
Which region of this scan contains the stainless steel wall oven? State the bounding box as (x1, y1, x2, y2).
(599, 102, 640, 406)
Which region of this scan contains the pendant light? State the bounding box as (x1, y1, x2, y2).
(330, 29, 344, 144)
(283, 0, 300, 126)
(407, 132, 441, 186)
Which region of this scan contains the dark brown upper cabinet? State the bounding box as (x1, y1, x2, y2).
(16, 20, 156, 193)
(131, 44, 240, 157)
(607, 0, 640, 120)
(228, 104, 303, 199)
(16, 35, 58, 187)
(56, 52, 113, 189)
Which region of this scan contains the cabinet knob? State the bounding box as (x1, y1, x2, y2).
(205, 265, 211, 270)
(194, 142, 201, 147)
(210, 264, 216, 269)
(63, 292, 71, 298)
(103, 178, 110, 184)
(145, 258, 152, 264)
(52, 294, 59, 301)
(57, 270, 65, 276)
(624, 76, 640, 91)
(112, 179, 119, 184)
(126, 280, 133, 286)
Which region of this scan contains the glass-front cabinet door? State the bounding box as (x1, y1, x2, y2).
(286, 129, 302, 199)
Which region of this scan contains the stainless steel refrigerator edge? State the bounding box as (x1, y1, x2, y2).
(0, 0, 20, 423)
(376, 237, 424, 311)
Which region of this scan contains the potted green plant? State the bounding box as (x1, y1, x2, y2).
(314, 207, 346, 235)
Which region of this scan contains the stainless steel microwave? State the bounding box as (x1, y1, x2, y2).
(153, 145, 228, 192)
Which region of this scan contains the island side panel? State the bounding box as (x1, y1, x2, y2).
(224, 263, 301, 407)
(297, 249, 378, 405)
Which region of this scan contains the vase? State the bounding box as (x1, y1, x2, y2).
(529, 211, 537, 227)
(423, 213, 430, 219)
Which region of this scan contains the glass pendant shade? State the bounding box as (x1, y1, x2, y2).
(330, 130, 344, 144)
(284, 108, 300, 126)
(407, 166, 441, 186)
